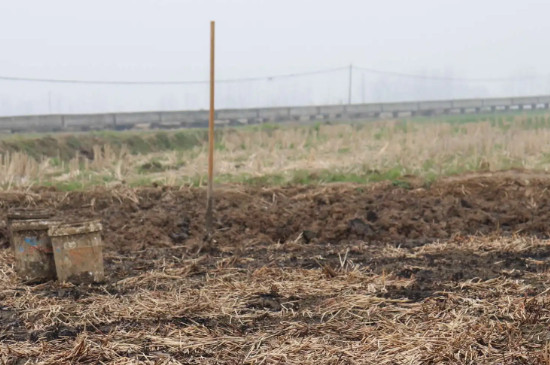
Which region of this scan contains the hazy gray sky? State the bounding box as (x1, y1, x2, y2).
(1, 0, 549, 115)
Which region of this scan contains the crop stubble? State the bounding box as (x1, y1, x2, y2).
(1, 171, 550, 363)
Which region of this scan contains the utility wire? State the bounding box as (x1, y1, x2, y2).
(353, 65, 541, 82)
(0, 66, 348, 85)
(0, 65, 543, 85)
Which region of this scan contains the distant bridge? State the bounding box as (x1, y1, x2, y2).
(0, 95, 549, 133)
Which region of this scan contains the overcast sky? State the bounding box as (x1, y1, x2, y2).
(1, 0, 549, 115)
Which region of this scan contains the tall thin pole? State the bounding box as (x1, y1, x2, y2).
(206, 21, 215, 236)
(348, 64, 352, 104)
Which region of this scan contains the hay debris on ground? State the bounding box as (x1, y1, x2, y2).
(2, 235, 550, 364)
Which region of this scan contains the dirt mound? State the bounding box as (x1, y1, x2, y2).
(0, 170, 549, 256)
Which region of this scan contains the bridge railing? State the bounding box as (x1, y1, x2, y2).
(0, 95, 548, 133)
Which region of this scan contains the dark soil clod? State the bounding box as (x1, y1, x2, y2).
(302, 230, 317, 243)
(349, 218, 373, 237)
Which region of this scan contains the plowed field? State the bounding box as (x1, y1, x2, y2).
(2, 171, 550, 363)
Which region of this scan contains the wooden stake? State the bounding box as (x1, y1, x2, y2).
(206, 21, 215, 236)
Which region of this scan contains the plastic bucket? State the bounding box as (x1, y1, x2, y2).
(48, 220, 104, 284)
(10, 219, 57, 282)
(7, 209, 53, 249)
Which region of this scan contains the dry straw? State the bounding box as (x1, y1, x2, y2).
(2, 235, 550, 363)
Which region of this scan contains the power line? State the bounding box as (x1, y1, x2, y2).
(353, 65, 541, 82)
(0, 64, 544, 85)
(0, 66, 348, 85)
(218, 66, 348, 83)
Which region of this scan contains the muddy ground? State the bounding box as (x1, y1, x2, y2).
(1, 170, 549, 280)
(2, 170, 550, 363)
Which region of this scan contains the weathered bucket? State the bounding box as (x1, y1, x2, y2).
(48, 220, 104, 284)
(7, 209, 53, 249)
(10, 219, 57, 282)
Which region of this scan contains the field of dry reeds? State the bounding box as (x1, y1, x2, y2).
(1, 112, 550, 189)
